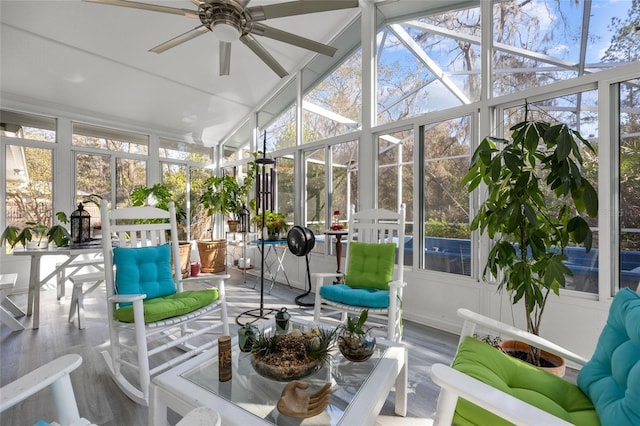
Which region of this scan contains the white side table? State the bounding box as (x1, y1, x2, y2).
(0, 273, 25, 332)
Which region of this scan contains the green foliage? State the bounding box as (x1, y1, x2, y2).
(424, 216, 470, 239)
(462, 110, 598, 364)
(2, 215, 71, 249)
(1, 226, 22, 249)
(131, 183, 186, 224)
(253, 211, 289, 235)
(339, 309, 372, 337)
(200, 153, 257, 222)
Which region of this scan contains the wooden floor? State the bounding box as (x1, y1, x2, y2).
(1, 269, 459, 426)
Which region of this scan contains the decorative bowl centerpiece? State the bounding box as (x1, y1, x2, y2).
(337, 309, 376, 362)
(251, 327, 336, 382)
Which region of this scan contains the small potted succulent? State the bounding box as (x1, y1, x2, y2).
(337, 309, 376, 362)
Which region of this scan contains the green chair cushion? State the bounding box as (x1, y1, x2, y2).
(113, 289, 219, 323)
(577, 288, 640, 425)
(113, 244, 176, 306)
(344, 242, 396, 290)
(452, 337, 598, 426)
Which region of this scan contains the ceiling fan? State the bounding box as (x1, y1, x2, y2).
(85, 0, 359, 78)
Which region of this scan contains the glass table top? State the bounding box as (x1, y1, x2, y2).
(180, 319, 391, 425)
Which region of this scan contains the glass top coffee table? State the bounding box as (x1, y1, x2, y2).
(149, 317, 407, 425)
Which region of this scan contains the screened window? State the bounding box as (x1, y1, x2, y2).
(275, 156, 294, 225)
(72, 122, 148, 154)
(503, 90, 599, 293)
(0, 110, 56, 143)
(160, 138, 212, 163)
(303, 52, 362, 144)
(377, 6, 480, 125)
(618, 78, 640, 293)
(73, 123, 148, 210)
(305, 148, 326, 245)
(421, 118, 471, 275)
(4, 145, 53, 241)
(492, 0, 636, 97)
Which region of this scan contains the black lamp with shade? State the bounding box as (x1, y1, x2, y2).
(70, 203, 91, 244)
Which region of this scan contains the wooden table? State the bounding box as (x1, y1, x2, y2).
(324, 230, 348, 283)
(150, 316, 407, 425)
(12, 242, 102, 329)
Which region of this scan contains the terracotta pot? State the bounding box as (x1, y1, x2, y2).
(197, 239, 226, 273)
(174, 242, 191, 278)
(499, 339, 566, 377)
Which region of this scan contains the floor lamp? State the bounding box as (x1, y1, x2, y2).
(236, 132, 278, 325)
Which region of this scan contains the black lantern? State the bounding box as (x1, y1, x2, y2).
(239, 205, 250, 233)
(70, 203, 91, 244)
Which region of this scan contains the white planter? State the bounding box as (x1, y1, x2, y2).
(26, 241, 48, 250)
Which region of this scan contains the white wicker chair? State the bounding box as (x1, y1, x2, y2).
(100, 200, 230, 406)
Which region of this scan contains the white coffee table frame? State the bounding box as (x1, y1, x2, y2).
(149, 317, 407, 426)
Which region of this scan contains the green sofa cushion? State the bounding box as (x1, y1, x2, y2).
(344, 242, 396, 290)
(113, 289, 219, 323)
(452, 337, 598, 426)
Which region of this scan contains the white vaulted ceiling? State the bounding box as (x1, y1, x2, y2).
(0, 0, 362, 146)
(0, 0, 461, 147)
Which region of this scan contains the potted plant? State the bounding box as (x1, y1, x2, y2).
(1, 212, 71, 251)
(337, 309, 377, 362)
(200, 153, 257, 235)
(253, 211, 289, 240)
(198, 154, 257, 272)
(462, 106, 598, 368)
(132, 183, 191, 278)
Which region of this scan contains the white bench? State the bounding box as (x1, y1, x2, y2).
(56, 257, 104, 300)
(0, 273, 25, 332)
(68, 271, 105, 330)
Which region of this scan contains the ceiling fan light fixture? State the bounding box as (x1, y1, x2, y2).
(210, 22, 240, 42)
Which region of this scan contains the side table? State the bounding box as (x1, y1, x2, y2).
(324, 229, 348, 283)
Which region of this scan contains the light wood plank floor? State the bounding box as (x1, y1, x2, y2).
(1, 269, 458, 425)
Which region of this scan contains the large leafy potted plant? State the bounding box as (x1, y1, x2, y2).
(462, 107, 598, 367)
(199, 152, 257, 234)
(198, 154, 257, 272)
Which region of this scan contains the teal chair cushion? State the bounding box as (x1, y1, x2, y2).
(452, 337, 598, 426)
(319, 284, 390, 309)
(113, 244, 176, 306)
(344, 242, 396, 290)
(113, 289, 219, 323)
(577, 287, 640, 425)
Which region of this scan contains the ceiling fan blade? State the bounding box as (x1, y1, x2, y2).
(239, 33, 288, 78)
(219, 41, 232, 76)
(84, 0, 199, 18)
(250, 23, 337, 57)
(149, 25, 210, 54)
(246, 0, 359, 22)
